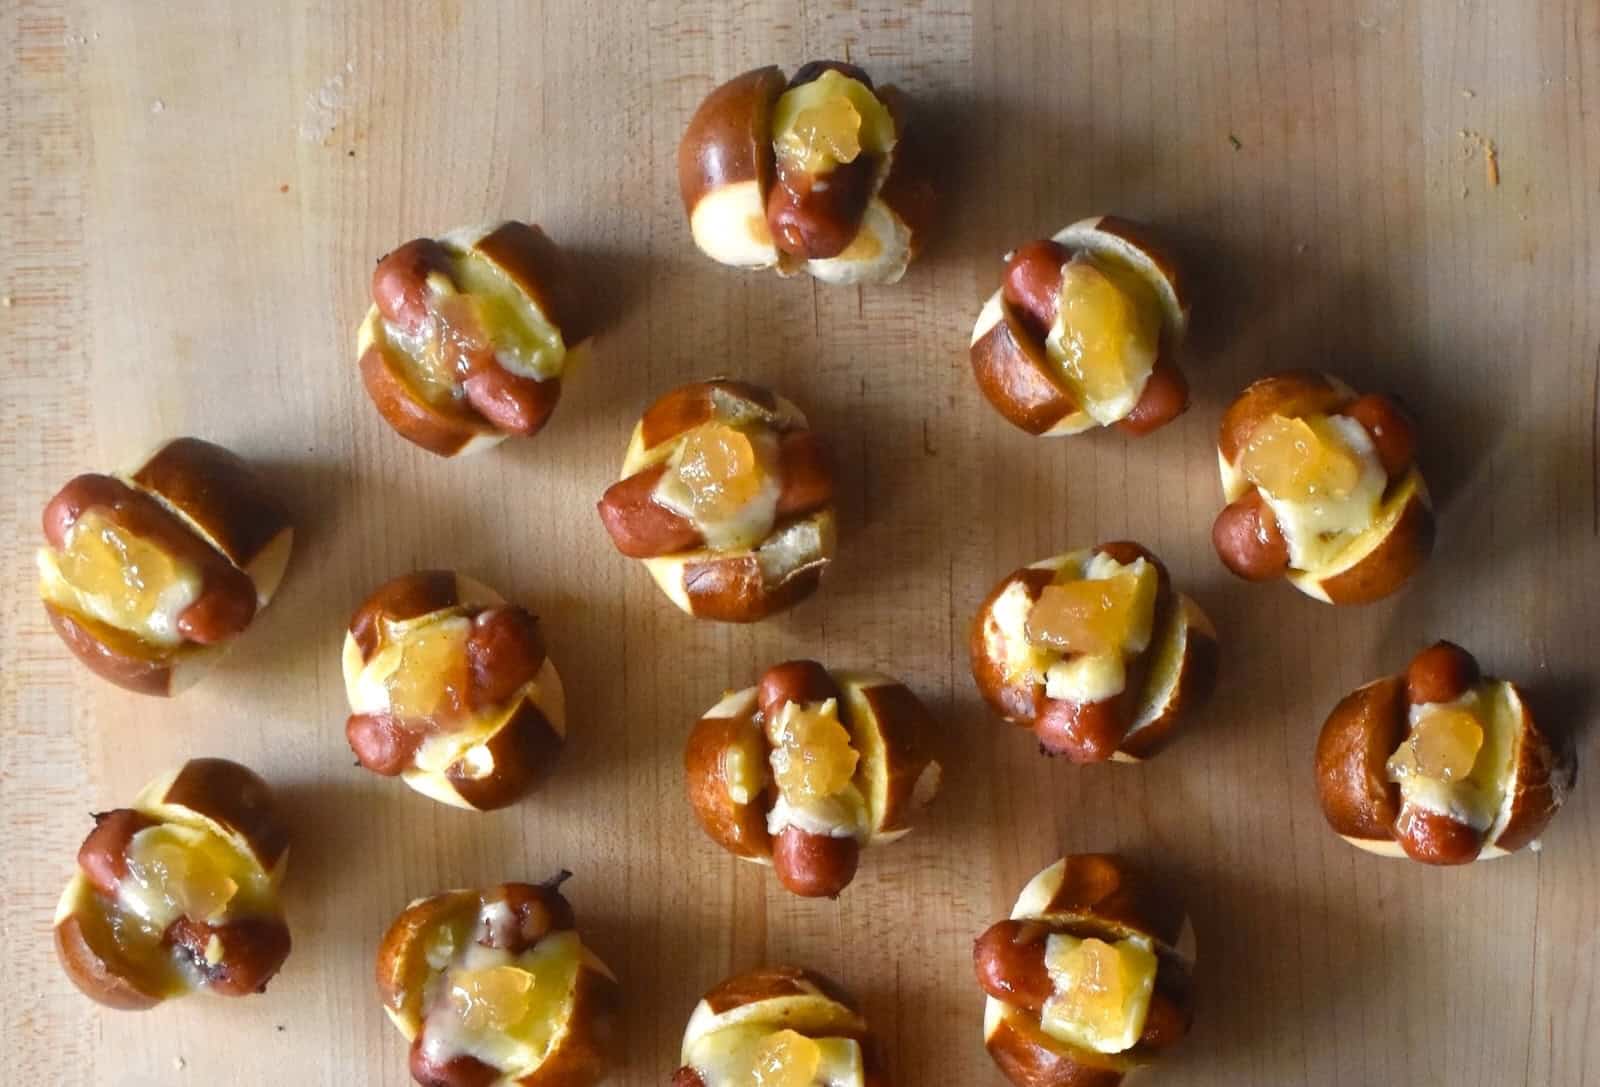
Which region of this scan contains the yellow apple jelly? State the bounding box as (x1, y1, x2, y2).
(56, 510, 189, 632)
(124, 827, 241, 925)
(1026, 570, 1156, 657)
(1058, 938, 1128, 1038)
(751, 1029, 822, 1087)
(769, 700, 859, 802)
(1387, 706, 1485, 783)
(677, 424, 765, 523)
(1239, 414, 1363, 502)
(385, 618, 471, 718)
(448, 963, 536, 1033)
(1050, 255, 1161, 409)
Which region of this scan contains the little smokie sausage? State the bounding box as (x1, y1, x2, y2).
(775, 430, 835, 518)
(408, 1048, 500, 1087)
(973, 921, 1053, 1009)
(461, 363, 561, 437)
(596, 464, 705, 558)
(772, 824, 861, 899)
(465, 607, 547, 711)
(76, 809, 158, 898)
(1394, 805, 1482, 866)
(346, 712, 427, 776)
(1405, 641, 1479, 706)
(1002, 240, 1069, 341)
(1034, 698, 1126, 763)
(372, 239, 451, 334)
(1342, 393, 1417, 479)
(166, 916, 291, 996)
(1117, 357, 1190, 436)
(757, 659, 842, 716)
(767, 155, 876, 260)
(1212, 490, 1291, 581)
(477, 880, 576, 951)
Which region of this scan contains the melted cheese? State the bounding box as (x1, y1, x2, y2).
(770, 69, 896, 173)
(447, 245, 567, 381)
(1042, 253, 1161, 426)
(722, 729, 768, 806)
(116, 823, 266, 931)
(989, 580, 1055, 686)
(1044, 653, 1127, 704)
(1030, 553, 1153, 703)
(1038, 933, 1158, 1055)
(417, 930, 582, 1076)
(764, 699, 868, 839)
(349, 612, 460, 714)
(382, 315, 468, 403)
(1255, 415, 1386, 571)
(654, 425, 782, 552)
(686, 1022, 864, 1087)
(1391, 687, 1516, 832)
(37, 511, 203, 648)
(765, 786, 868, 839)
(383, 616, 473, 719)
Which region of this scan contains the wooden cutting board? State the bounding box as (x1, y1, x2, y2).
(5, 2, 1598, 1084)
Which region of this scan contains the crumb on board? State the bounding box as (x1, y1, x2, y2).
(299, 66, 355, 145)
(173, 1056, 186, 1071)
(1459, 129, 1500, 188)
(1228, 133, 1243, 150)
(150, 98, 164, 114)
(1, 295, 12, 308)
(279, 183, 290, 194)
(1461, 88, 1475, 98)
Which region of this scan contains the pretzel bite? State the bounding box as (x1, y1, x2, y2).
(970, 544, 1217, 763)
(597, 380, 837, 622)
(357, 221, 592, 456)
(684, 660, 940, 898)
(672, 966, 890, 1086)
(342, 571, 565, 811)
(54, 758, 291, 1009)
(1213, 371, 1433, 604)
(678, 61, 935, 285)
(1315, 641, 1574, 864)
(970, 218, 1191, 437)
(37, 438, 294, 696)
(376, 875, 617, 1087)
(975, 855, 1195, 1087)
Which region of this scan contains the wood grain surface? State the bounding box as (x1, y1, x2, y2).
(4, 1, 1598, 1084)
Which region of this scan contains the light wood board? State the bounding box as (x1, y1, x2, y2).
(4, 1, 1599, 1084)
